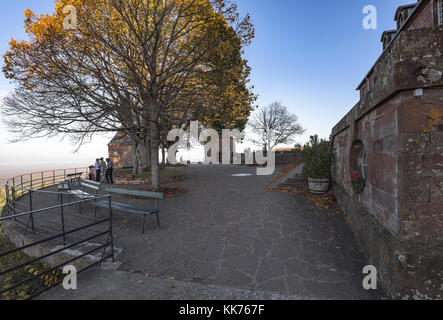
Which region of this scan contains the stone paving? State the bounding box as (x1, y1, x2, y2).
(27, 165, 384, 299)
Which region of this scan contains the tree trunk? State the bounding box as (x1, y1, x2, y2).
(136, 140, 151, 174)
(151, 139, 160, 190)
(161, 146, 166, 168)
(131, 131, 151, 175)
(150, 112, 161, 190)
(131, 134, 140, 176)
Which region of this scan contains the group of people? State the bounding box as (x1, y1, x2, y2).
(89, 158, 114, 184)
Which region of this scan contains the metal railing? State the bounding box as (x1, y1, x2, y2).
(0, 168, 114, 300)
(3, 167, 89, 209)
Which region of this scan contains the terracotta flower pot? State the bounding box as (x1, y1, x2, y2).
(308, 177, 330, 194)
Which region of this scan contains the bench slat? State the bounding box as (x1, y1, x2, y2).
(82, 180, 101, 186)
(105, 187, 163, 199)
(68, 190, 95, 199)
(95, 200, 159, 215)
(81, 182, 100, 190)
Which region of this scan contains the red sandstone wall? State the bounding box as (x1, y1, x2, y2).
(332, 88, 443, 245)
(331, 0, 443, 298)
(397, 88, 443, 246)
(359, 96, 399, 236)
(406, 0, 435, 30)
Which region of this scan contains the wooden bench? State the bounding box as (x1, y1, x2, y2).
(96, 187, 163, 234)
(67, 180, 101, 215)
(65, 172, 83, 187)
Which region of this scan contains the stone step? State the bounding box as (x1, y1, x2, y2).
(277, 182, 303, 188)
(286, 178, 306, 184)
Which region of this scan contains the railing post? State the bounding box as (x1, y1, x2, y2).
(41, 172, 44, 189)
(25, 190, 34, 235)
(53, 170, 56, 186)
(20, 175, 24, 198)
(60, 194, 66, 246)
(108, 196, 115, 262)
(30, 173, 33, 191)
(12, 178, 16, 202)
(30, 190, 34, 232)
(4, 183, 9, 216)
(11, 186, 16, 216)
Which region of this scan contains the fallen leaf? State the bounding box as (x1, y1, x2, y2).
(330, 268, 337, 272)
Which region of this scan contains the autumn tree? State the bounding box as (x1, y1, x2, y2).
(2, 3, 148, 172)
(248, 102, 305, 151)
(2, 0, 255, 189)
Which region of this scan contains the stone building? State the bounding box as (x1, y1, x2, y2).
(108, 133, 237, 167)
(108, 132, 134, 169)
(330, 0, 443, 299)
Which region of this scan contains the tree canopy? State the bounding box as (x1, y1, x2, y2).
(248, 101, 305, 151)
(2, 0, 255, 188)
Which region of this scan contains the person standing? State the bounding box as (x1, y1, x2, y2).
(88, 165, 95, 181)
(95, 158, 101, 183)
(99, 158, 106, 183)
(105, 158, 114, 184)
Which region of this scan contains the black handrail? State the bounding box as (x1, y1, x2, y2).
(0, 168, 115, 300)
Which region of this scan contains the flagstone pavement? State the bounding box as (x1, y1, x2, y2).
(38, 164, 384, 300)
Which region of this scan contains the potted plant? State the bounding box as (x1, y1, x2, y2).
(301, 135, 332, 194)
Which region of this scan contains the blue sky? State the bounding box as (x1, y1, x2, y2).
(0, 0, 412, 171)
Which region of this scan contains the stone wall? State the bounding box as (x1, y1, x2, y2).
(330, 1, 443, 299)
(406, 0, 435, 30)
(275, 152, 301, 165)
(332, 88, 443, 299)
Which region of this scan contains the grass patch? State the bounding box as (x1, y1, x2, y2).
(0, 190, 61, 300)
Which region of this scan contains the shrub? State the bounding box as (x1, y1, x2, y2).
(301, 135, 332, 179)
